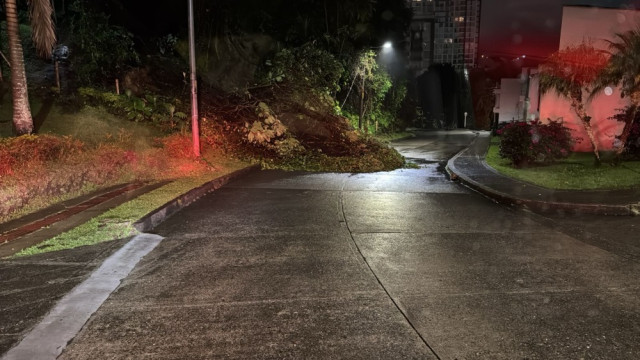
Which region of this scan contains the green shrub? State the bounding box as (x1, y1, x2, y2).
(498, 120, 574, 167)
(78, 87, 188, 131)
(260, 43, 344, 95)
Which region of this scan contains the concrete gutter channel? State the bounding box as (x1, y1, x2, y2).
(0, 165, 259, 360)
(446, 132, 640, 216)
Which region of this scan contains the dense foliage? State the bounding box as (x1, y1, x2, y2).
(469, 69, 495, 130)
(186, 0, 410, 53)
(592, 27, 640, 156)
(498, 120, 574, 167)
(611, 106, 640, 159)
(66, 0, 139, 85)
(78, 88, 188, 132)
(260, 43, 344, 95)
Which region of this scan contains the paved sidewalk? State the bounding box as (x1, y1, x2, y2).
(447, 131, 640, 216)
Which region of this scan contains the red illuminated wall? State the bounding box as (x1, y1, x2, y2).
(539, 6, 640, 152)
(540, 91, 627, 152)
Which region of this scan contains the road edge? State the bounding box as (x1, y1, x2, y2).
(445, 136, 637, 216)
(133, 165, 260, 232)
(1, 233, 164, 360)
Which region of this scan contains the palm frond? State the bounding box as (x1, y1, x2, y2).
(540, 43, 607, 101)
(29, 0, 56, 59)
(595, 25, 640, 102)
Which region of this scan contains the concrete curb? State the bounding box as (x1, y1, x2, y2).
(1, 233, 163, 360)
(133, 165, 260, 232)
(446, 138, 637, 216)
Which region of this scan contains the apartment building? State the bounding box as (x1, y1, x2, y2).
(407, 0, 481, 73)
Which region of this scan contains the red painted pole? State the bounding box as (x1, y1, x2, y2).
(188, 0, 201, 157)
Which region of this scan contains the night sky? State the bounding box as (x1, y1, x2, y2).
(479, 0, 640, 59)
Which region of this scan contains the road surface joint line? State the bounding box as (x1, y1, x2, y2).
(0, 233, 164, 360)
(338, 183, 442, 360)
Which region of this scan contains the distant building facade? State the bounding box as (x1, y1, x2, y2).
(493, 68, 540, 124)
(407, 0, 481, 74)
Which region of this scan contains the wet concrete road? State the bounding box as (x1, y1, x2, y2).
(59, 131, 640, 359)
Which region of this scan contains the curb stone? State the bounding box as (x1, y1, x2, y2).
(133, 165, 260, 232)
(446, 137, 636, 216)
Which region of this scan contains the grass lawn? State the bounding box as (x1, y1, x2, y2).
(485, 137, 640, 190)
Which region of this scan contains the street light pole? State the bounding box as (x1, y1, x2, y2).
(188, 0, 200, 157)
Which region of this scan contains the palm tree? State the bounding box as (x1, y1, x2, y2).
(592, 26, 640, 156)
(5, 0, 56, 135)
(539, 43, 608, 163)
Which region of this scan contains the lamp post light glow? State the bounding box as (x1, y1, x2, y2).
(382, 41, 392, 52)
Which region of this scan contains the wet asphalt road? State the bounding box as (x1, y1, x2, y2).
(59, 130, 640, 359)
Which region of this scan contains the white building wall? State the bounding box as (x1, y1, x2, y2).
(494, 78, 523, 123)
(539, 6, 640, 152)
(494, 68, 540, 123)
(528, 69, 540, 120)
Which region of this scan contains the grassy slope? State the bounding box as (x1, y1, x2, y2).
(486, 137, 640, 190)
(1, 95, 252, 256)
(0, 104, 167, 224)
(1, 98, 161, 148)
(37, 106, 162, 150)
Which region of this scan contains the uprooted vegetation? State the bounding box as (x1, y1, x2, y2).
(0, 45, 408, 223)
(1, 0, 413, 224)
(70, 38, 409, 173)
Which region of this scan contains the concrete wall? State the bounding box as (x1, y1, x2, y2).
(540, 6, 640, 152)
(494, 78, 523, 123)
(528, 69, 541, 120)
(494, 68, 540, 123)
(558, 6, 640, 50)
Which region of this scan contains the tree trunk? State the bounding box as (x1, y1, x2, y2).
(359, 75, 364, 131)
(6, 0, 34, 135)
(324, 0, 329, 35)
(570, 97, 600, 163)
(617, 93, 640, 156)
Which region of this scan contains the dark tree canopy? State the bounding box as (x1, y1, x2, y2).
(83, 0, 410, 53)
